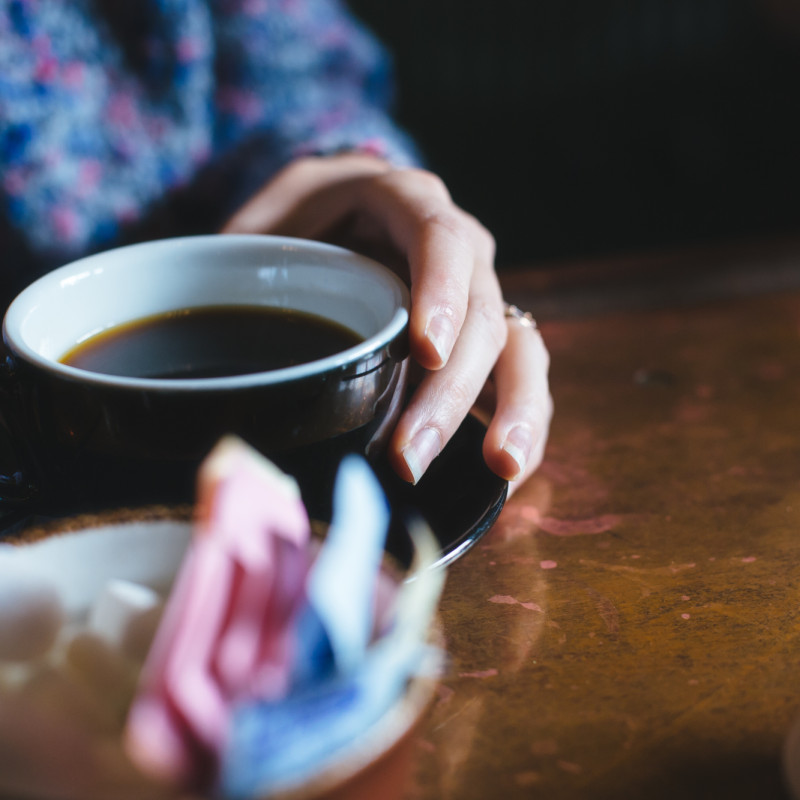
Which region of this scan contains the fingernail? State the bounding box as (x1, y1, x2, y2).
(501, 425, 534, 480)
(425, 313, 456, 366)
(401, 427, 443, 484)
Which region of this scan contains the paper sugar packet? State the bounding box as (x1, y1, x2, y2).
(124, 437, 313, 789)
(123, 438, 444, 797)
(221, 459, 445, 798)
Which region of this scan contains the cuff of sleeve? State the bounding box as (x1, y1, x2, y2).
(290, 112, 424, 169)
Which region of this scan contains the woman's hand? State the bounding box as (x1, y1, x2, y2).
(222, 154, 552, 489)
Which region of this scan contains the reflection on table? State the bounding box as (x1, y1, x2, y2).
(408, 237, 800, 800)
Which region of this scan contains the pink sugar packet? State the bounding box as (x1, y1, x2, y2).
(123, 438, 312, 790)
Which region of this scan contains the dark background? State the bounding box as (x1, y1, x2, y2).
(348, 0, 800, 268)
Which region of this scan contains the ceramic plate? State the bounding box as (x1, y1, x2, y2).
(0, 416, 507, 569)
(377, 414, 508, 569)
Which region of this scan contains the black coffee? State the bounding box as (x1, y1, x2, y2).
(60, 305, 364, 379)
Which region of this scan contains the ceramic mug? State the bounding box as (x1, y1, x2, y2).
(0, 235, 410, 518)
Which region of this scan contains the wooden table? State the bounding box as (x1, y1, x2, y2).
(408, 237, 800, 799)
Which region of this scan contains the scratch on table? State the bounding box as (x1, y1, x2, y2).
(579, 558, 697, 577)
(488, 595, 544, 612)
(537, 514, 622, 536)
(430, 694, 483, 733)
(458, 668, 499, 679)
(585, 587, 621, 636)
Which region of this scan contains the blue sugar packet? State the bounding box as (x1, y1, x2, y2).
(307, 455, 391, 672)
(221, 631, 433, 799)
(290, 455, 390, 689)
(219, 460, 445, 799)
(289, 605, 336, 689)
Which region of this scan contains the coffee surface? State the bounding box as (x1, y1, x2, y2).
(60, 305, 363, 379)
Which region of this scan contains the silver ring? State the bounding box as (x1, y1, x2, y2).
(503, 303, 537, 330)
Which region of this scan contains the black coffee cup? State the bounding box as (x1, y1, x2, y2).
(0, 235, 410, 519)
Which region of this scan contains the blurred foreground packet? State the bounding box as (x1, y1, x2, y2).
(123, 437, 443, 798)
(221, 476, 444, 800)
(124, 437, 313, 790)
(289, 455, 391, 688)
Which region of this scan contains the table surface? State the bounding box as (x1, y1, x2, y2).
(407, 237, 800, 800)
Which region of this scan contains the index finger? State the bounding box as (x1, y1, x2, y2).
(222, 166, 486, 372)
(363, 169, 478, 371)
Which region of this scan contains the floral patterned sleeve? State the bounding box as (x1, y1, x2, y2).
(210, 0, 420, 166)
(0, 0, 419, 292)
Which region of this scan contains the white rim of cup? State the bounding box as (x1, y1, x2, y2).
(2, 236, 411, 392)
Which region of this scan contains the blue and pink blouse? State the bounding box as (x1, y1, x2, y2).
(0, 0, 418, 297)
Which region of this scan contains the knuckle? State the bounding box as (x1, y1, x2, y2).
(534, 390, 554, 427)
(536, 336, 551, 372)
(422, 208, 471, 243)
(512, 392, 552, 447)
(463, 213, 496, 260)
(289, 155, 324, 176)
(440, 374, 477, 414)
(472, 297, 507, 352)
(377, 167, 454, 208)
(478, 224, 497, 261)
(401, 167, 451, 198)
